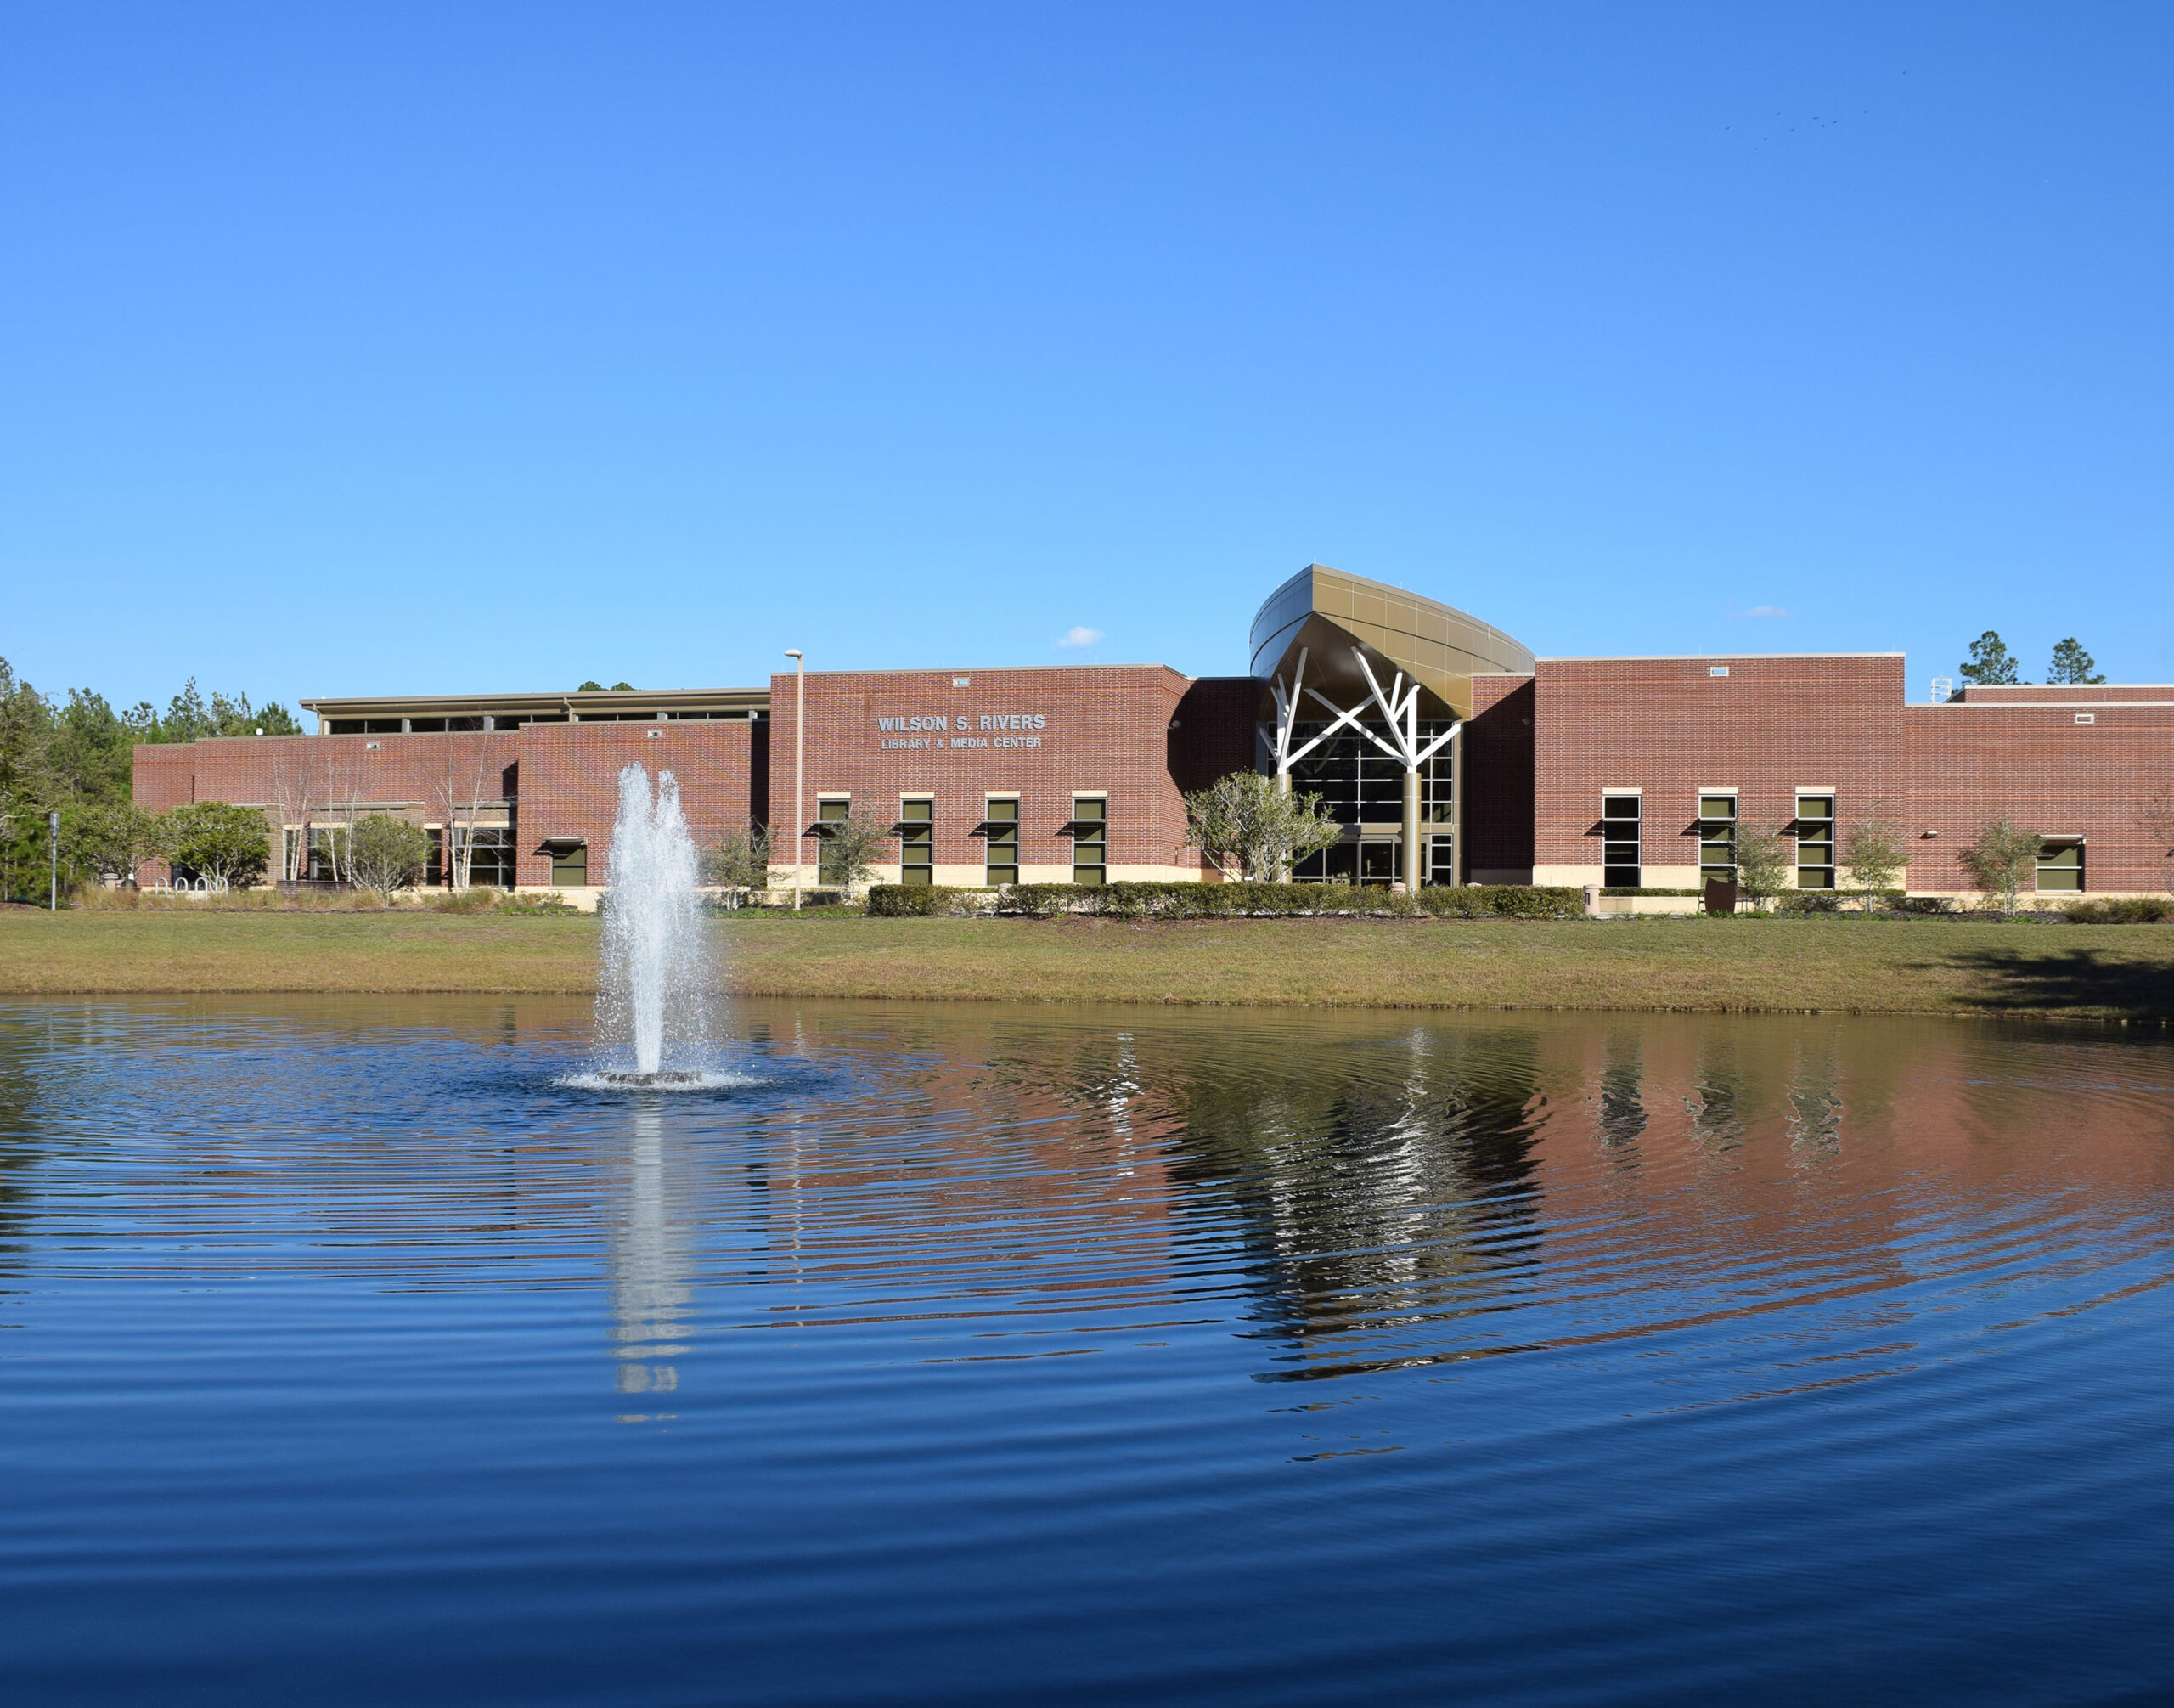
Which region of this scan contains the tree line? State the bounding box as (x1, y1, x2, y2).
(0, 656, 301, 900)
(1959, 632, 2104, 687)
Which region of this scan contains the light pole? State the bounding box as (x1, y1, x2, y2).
(48, 809, 60, 911)
(784, 649, 804, 911)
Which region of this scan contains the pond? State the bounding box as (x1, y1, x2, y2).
(1, 998, 2171, 1705)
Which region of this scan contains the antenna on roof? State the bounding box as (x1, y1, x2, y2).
(1929, 676, 1952, 703)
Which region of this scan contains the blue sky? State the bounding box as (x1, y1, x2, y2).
(3, 4, 2169, 711)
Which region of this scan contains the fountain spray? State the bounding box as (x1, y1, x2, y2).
(596, 763, 710, 1082)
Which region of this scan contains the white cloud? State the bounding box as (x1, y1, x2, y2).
(1731, 605, 1790, 618)
(1056, 625, 1104, 649)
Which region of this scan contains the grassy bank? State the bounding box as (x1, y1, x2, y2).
(1, 907, 2170, 1020)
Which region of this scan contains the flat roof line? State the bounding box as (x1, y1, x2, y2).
(1533, 652, 1906, 662)
(301, 687, 768, 709)
(774, 662, 1183, 677)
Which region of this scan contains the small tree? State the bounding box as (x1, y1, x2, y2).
(1840, 818, 1907, 910)
(61, 803, 158, 888)
(1183, 770, 1343, 881)
(158, 801, 273, 888)
(1960, 631, 2021, 686)
(2047, 637, 2106, 686)
(819, 809, 888, 901)
(347, 814, 430, 901)
(1959, 816, 2041, 916)
(1732, 821, 1790, 909)
(703, 822, 772, 909)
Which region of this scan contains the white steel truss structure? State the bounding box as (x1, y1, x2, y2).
(1266, 645, 1462, 888)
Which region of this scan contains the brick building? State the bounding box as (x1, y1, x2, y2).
(133, 563, 2174, 903)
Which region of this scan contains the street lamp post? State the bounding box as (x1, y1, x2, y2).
(784, 649, 804, 911)
(48, 809, 60, 911)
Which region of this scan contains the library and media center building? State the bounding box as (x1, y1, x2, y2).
(135, 564, 2174, 906)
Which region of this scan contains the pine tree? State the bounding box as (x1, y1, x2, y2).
(1959, 631, 2021, 686)
(2047, 638, 2105, 685)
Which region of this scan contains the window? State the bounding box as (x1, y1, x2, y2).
(983, 797, 1019, 887)
(464, 826, 515, 889)
(1069, 797, 1107, 887)
(2036, 840, 2084, 892)
(816, 798, 850, 887)
(1794, 796, 1835, 889)
(1698, 795, 1738, 882)
(550, 842, 588, 886)
(898, 798, 933, 886)
(1427, 834, 1456, 886)
(1602, 795, 1642, 887)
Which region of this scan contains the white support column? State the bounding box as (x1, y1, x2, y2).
(1350, 648, 1460, 893)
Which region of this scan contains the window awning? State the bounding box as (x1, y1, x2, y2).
(967, 820, 1017, 837)
(888, 820, 932, 836)
(1056, 820, 1106, 836)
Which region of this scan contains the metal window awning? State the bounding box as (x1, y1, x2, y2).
(803, 822, 842, 838)
(1056, 820, 1106, 836)
(888, 820, 933, 836)
(968, 820, 1018, 837)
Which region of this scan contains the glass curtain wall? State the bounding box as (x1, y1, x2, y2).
(1281, 719, 1455, 886)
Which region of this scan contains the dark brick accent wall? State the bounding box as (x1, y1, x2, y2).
(1465, 674, 1535, 876)
(1170, 677, 1263, 793)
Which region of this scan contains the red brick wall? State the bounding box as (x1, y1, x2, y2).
(1531, 656, 1909, 882)
(513, 720, 761, 885)
(130, 721, 766, 886)
(1903, 703, 2174, 892)
(1526, 657, 2174, 893)
(1956, 684, 2174, 704)
(769, 665, 1214, 877)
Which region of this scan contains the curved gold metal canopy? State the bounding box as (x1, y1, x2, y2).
(1247, 563, 1535, 720)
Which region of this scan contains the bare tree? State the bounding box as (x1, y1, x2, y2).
(265, 741, 313, 881)
(2141, 785, 2174, 897)
(319, 740, 370, 886)
(425, 729, 503, 890)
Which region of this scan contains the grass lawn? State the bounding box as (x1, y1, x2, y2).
(1, 906, 2170, 1021)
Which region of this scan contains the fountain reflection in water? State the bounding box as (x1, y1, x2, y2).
(593, 763, 712, 1084)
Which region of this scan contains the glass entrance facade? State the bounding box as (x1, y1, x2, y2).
(1280, 718, 1455, 885)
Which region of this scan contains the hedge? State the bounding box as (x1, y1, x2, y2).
(994, 880, 1584, 920)
(2061, 895, 2174, 924)
(864, 885, 994, 916)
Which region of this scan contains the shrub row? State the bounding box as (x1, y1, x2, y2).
(864, 885, 993, 916)
(2061, 895, 2174, 924)
(865, 881, 1585, 920)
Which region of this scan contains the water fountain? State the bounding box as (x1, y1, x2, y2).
(593, 763, 711, 1085)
